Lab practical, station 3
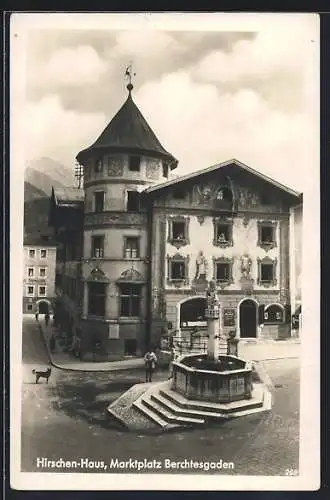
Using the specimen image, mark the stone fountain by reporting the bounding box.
[107,281,272,432]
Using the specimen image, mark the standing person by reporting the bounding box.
[35,311,39,322]
[45,313,50,327]
[144,349,157,382]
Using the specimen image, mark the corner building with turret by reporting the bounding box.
[76,84,177,359]
[49,82,302,361]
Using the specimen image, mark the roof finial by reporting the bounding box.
[125,62,136,93]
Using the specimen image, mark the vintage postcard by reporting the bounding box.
[10,12,320,491]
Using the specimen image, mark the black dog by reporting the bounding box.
[32,367,52,384]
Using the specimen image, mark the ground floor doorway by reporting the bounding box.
[239,299,257,338]
[38,300,50,315]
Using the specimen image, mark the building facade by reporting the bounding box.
[23,240,57,315]
[147,160,301,347]
[50,84,302,360]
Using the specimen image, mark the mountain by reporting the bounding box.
[24,157,76,243]
[24,181,47,202]
[25,157,75,197]
[26,157,75,188]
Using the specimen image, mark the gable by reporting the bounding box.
[148,160,301,214]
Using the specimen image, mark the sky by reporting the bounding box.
[19,14,319,191]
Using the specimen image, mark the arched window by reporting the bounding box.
[264,304,284,323]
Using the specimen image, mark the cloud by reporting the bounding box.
[136,72,311,190]
[22,22,317,192]
[32,45,108,89]
[24,95,106,166]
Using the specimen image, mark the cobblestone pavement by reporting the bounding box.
[21,317,300,476]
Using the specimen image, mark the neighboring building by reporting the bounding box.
[23,237,57,315]
[290,202,303,332]
[49,82,303,360]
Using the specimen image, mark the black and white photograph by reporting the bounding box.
[10,12,320,491]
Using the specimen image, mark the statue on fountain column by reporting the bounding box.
[206,279,219,312]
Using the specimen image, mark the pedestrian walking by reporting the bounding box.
[45,313,50,327]
[144,349,157,382]
[35,312,39,322]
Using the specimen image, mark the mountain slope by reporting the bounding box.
[24,181,47,202]
[26,157,75,187]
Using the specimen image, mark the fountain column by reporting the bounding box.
[205,280,221,361]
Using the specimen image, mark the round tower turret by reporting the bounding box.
[76,83,177,360]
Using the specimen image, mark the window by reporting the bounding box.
[29,249,35,258]
[172,221,185,240]
[88,282,106,317]
[167,253,189,285]
[91,235,104,258]
[128,156,141,172]
[40,249,47,259]
[261,264,273,281]
[172,261,185,279]
[94,191,105,212]
[120,285,141,317]
[213,186,233,209]
[124,237,140,258]
[173,188,185,200]
[26,285,34,296]
[126,191,140,212]
[39,286,46,296]
[94,158,103,173]
[213,257,234,288]
[257,221,277,250]
[264,304,284,323]
[39,268,46,278]
[162,162,169,179]
[27,304,33,312]
[257,257,277,286]
[216,263,230,281]
[261,226,274,244]
[28,267,34,277]
[213,218,233,247]
[167,216,190,249]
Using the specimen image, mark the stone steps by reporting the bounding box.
[160,386,264,415]
[150,392,231,421]
[133,398,170,429]
[141,393,205,426]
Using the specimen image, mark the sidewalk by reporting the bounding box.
[38,320,300,373]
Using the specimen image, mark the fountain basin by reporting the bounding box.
[171,354,252,404]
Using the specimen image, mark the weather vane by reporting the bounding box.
[125,62,136,92]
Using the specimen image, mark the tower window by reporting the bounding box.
[91,235,105,258]
[28,267,34,277]
[128,156,141,172]
[124,237,140,258]
[126,191,140,212]
[162,162,169,178]
[120,284,141,317]
[94,158,103,173]
[94,191,105,212]
[88,282,106,317]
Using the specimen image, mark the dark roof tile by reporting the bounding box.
[76,92,177,167]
